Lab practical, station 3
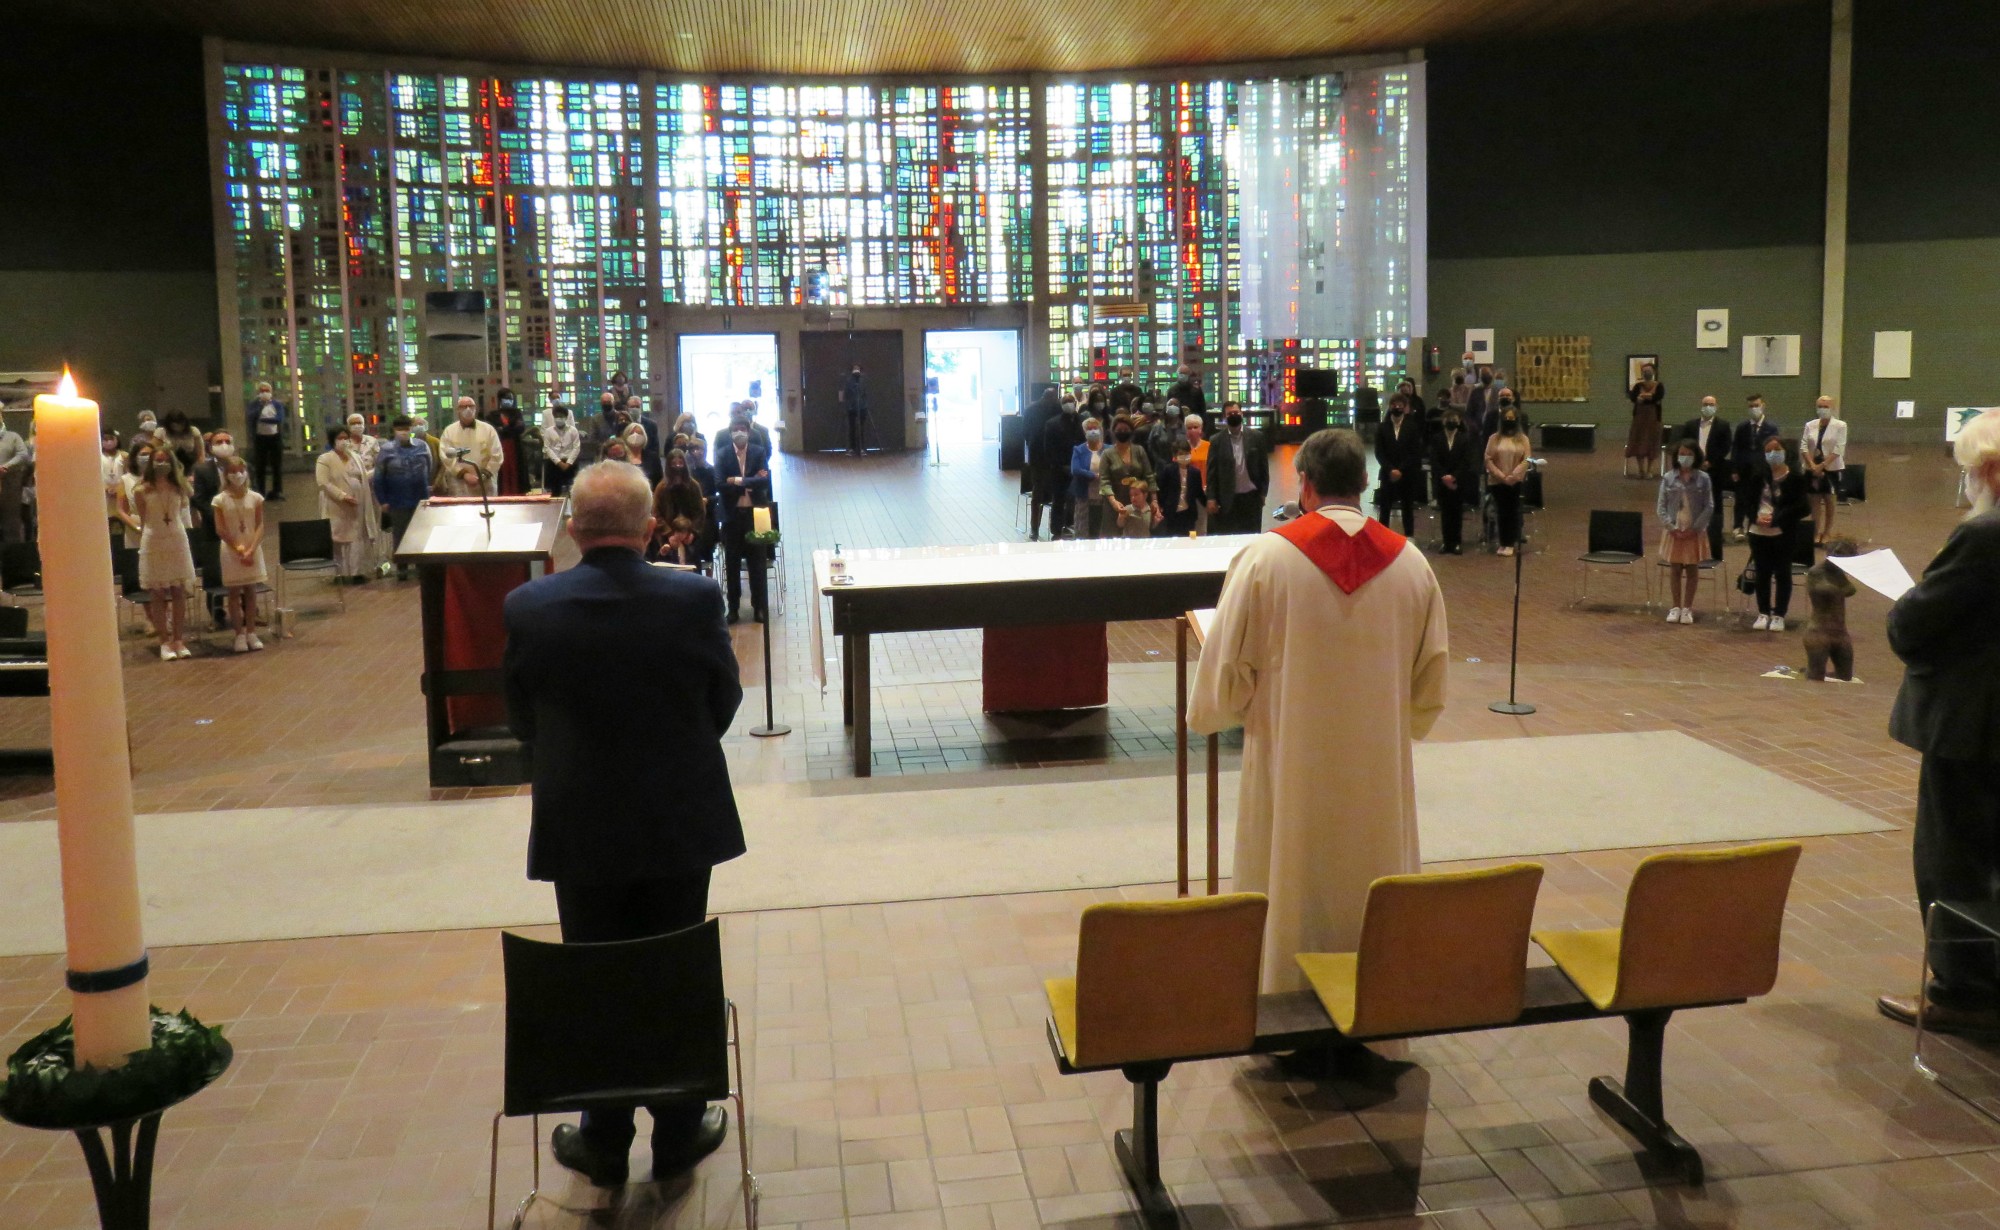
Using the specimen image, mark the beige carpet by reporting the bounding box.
[0,731,1887,955]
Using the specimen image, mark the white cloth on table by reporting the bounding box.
[211,490,268,587]
[135,486,196,591]
[1187,505,1450,992]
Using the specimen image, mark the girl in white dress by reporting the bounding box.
[211,457,268,653]
[134,451,197,660]
[316,430,373,581]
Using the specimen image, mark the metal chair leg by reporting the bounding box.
[729,1000,759,1229]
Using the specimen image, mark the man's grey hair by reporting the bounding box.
[1295,428,1368,500]
[568,461,654,539]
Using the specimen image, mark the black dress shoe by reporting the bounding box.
[753,609,768,624]
[727,608,741,624]
[551,1122,628,1188]
[653,1107,728,1178]
[1878,993,2000,1034]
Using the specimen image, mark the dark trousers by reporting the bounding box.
[1734,471,1759,530]
[1915,756,2000,1009]
[1705,477,1726,560]
[543,461,576,498]
[1217,494,1264,535]
[722,506,768,616]
[386,506,417,576]
[253,435,285,496]
[0,468,23,544]
[846,412,864,454]
[554,872,714,1155]
[1491,483,1523,547]
[1376,473,1419,537]
[1747,532,1793,616]
[1436,482,1465,551]
[1045,477,1074,537]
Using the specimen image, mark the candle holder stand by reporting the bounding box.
[1,1013,232,1230]
[743,529,789,738]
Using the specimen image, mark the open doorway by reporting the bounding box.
[923,329,1019,446]
[678,333,778,443]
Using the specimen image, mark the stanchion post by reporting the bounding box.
[750,541,790,738]
[1489,525,1537,716]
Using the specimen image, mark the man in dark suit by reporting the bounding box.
[1728,395,1780,538]
[1040,399,1085,539]
[714,420,773,621]
[1877,413,2000,1034]
[502,460,745,1186]
[1205,402,1270,534]
[1677,395,1732,560]
[1373,394,1428,537]
[1022,388,1060,540]
[1428,409,1480,555]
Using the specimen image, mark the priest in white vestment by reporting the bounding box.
[1189,428,1449,992]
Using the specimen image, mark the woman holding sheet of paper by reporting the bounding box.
[1876,408,2000,1035]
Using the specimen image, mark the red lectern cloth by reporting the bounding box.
[443,562,530,732]
[982,623,1109,713]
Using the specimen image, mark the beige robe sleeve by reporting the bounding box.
[1409,566,1449,740]
[1187,547,1266,735]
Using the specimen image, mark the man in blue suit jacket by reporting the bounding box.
[503,461,746,1186]
[712,420,773,621]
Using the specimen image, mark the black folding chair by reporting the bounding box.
[1836,463,1870,541]
[490,920,756,1230]
[111,545,150,635]
[1574,510,1646,608]
[0,542,42,609]
[196,536,276,643]
[277,518,343,614]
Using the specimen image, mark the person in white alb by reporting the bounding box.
[1801,395,1848,545]
[1188,428,1449,999]
[439,396,504,496]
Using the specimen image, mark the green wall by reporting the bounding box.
[0,271,220,430]
[1840,238,2000,445]
[1428,247,1826,437]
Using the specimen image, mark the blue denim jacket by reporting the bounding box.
[1657,466,1713,534]
[373,437,434,510]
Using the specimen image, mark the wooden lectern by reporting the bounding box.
[395,496,564,787]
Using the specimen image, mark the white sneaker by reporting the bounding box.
[1680,609,1696,625]
[1665,607,1683,624]
[159,644,177,661]
[1751,614,1770,631]
[1770,616,1786,633]
[233,633,249,654]
[175,645,193,660]
[247,634,265,651]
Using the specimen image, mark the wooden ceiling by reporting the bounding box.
[24,0,1803,76]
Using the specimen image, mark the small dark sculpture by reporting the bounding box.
[1803,537,1859,681]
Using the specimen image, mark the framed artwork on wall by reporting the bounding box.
[1513,335,1590,402]
[1626,354,1660,388]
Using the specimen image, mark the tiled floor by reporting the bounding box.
[1,434,1993,1228]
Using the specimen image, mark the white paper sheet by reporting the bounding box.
[1829,548,1917,601]
[488,523,544,552]
[424,525,481,553]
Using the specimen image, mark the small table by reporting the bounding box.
[1174,609,1223,896]
[1540,423,1597,451]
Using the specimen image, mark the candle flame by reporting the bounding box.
[57,369,78,399]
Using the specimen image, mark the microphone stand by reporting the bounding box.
[1489,463,1540,717]
[448,447,496,521]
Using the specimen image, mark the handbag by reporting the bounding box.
[1737,562,1758,595]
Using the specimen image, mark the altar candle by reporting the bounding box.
[35,372,150,1066]
[752,506,772,536]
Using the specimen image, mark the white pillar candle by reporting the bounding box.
[752,506,772,536]
[34,373,150,1066]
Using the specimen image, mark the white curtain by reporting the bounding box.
[1235,65,1426,342]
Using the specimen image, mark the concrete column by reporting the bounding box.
[1819,0,1853,401]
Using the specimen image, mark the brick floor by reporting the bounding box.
[0,436,1990,1227]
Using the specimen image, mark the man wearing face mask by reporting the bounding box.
[245,381,288,499]
[1802,395,1848,545]
[1729,395,1781,541]
[188,432,234,543]
[840,364,869,456]
[1677,397,1732,561]
[1373,393,1427,538]
[1040,398,1085,539]
[1463,367,1495,440]
[714,420,772,622]
[1205,402,1270,535]
[541,405,581,497]
[439,396,504,496]
[373,417,435,580]
[1876,409,2000,1035]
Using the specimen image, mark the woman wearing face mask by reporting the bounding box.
[1801,397,1847,545]
[1625,363,1665,480]
[1657,442,1715,625]
[316,429,375,583]
[624,424,660,486]
[1484,407,1531,556]
[134,450,197,660]
[210,457,268,652]
[1070,417,1108,539]
[1100,415,1157,539]
[160,410,205,473]
[1743,439,1810,632]
[342,415,384,573]
[653,447,710,568]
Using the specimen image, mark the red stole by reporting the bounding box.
[1272,510,1407,595]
